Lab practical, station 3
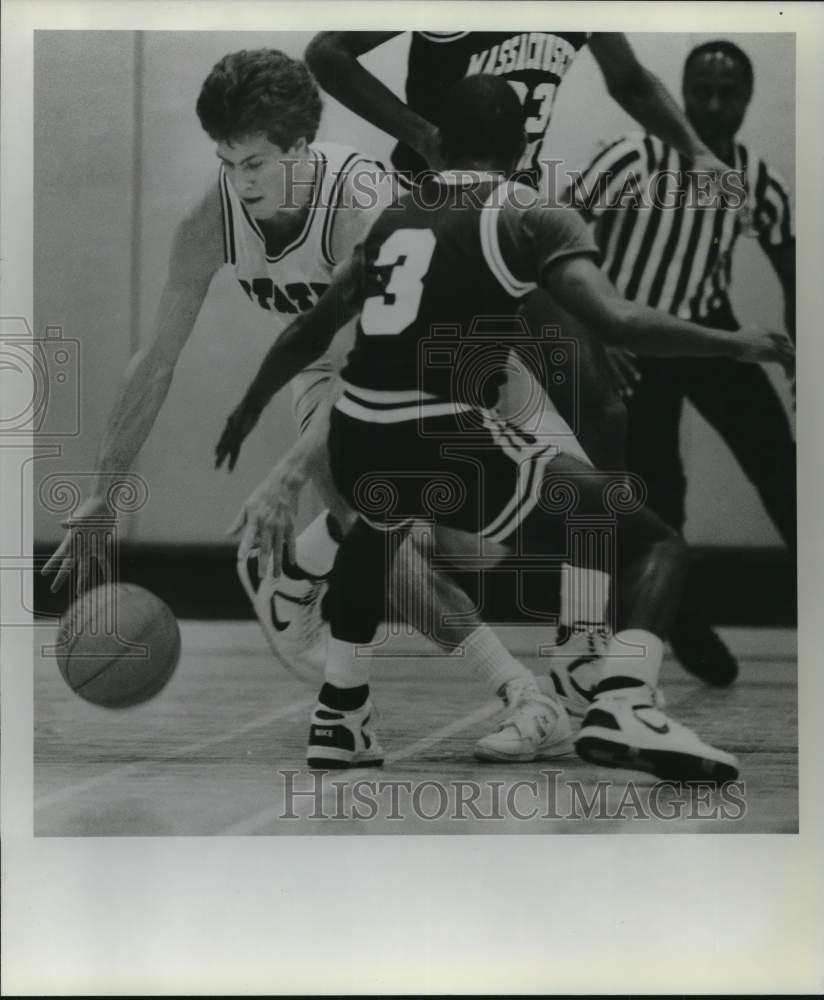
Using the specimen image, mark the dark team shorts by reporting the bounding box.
[329,402,561,546]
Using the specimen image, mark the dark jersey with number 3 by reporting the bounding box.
[339,174,598,417]
[394,30,589,185]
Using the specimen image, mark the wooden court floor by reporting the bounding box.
[33,623,798,836]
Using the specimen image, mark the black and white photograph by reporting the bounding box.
[2,1,823,994]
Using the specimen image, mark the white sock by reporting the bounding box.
[599,629,663,692]
[295,511,339,577]
[325,635,370,688]
[452,625,536,699]
[560,564,610,632]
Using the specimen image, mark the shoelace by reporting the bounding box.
[499,683,556,738]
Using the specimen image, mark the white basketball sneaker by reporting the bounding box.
[307,698,385,769]
[574,688,739,783]
[237,555,328,683]
[474,678,575,762]
[543,625,608,718]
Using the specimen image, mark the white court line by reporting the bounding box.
[34,696,315,811]
[384,701,500,764]
[220,700,502,835]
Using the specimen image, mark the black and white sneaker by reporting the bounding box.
[575,690,739,783]
[544,626,608,717]
[307,699,385,769]
[238,554,328,683]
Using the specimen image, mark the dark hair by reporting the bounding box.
[196,49,322,148]
[684,40,754,95]
[438,75,526,168]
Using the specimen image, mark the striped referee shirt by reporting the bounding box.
[568,131,794,321]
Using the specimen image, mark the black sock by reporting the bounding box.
[318,682,369,712]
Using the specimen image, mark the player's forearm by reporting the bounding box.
[93,348,175,496]
[241,314,325,418]
[242,264,359,415]
[306,33,436,159]
[92,277,207,497]
[608,301,744,358]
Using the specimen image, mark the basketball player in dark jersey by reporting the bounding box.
[305,30,735,685]
[306,31,727,189]
[227,75,792,779]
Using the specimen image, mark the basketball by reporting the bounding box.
[56,584,181,708]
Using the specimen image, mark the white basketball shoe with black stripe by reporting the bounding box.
[237,555,328,683]
[474,678,575,762]
[575,687,739,783]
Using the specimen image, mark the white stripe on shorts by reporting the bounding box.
[480,412,560,544]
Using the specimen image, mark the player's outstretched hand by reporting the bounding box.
[735,325,795,375]
[605,346,641,398]
[41,494,114,595]
[215,399,261,472]
[227,461,305,579]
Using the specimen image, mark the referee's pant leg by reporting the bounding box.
[683,357,797,550]
[624,358,690,532]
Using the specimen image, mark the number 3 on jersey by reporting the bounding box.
[361,229,437,336]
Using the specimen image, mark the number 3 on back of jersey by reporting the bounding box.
[361,229,437,336]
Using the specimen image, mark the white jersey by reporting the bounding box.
[219,141,387,330]
[219,142,392,432]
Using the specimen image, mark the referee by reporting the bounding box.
[569,40,796,685]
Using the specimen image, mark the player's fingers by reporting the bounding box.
[226,506,247,537]
[237,513,261,561]
[41,548,64,577]
[49,559,71,594]
[257,529,273,579]
[608,359,632,398]
[622,354,641,382]
[227,446,239,472]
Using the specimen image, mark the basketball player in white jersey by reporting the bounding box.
[43,50,375,675]
[39,50,409,668]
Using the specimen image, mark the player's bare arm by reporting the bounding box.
[305,32,441,167]
[588,33,726,174]
[219,373,345,577]
[42,184,225,593]
[218,261,360,571]
[228,388,340,577]
[545,253,794,369]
